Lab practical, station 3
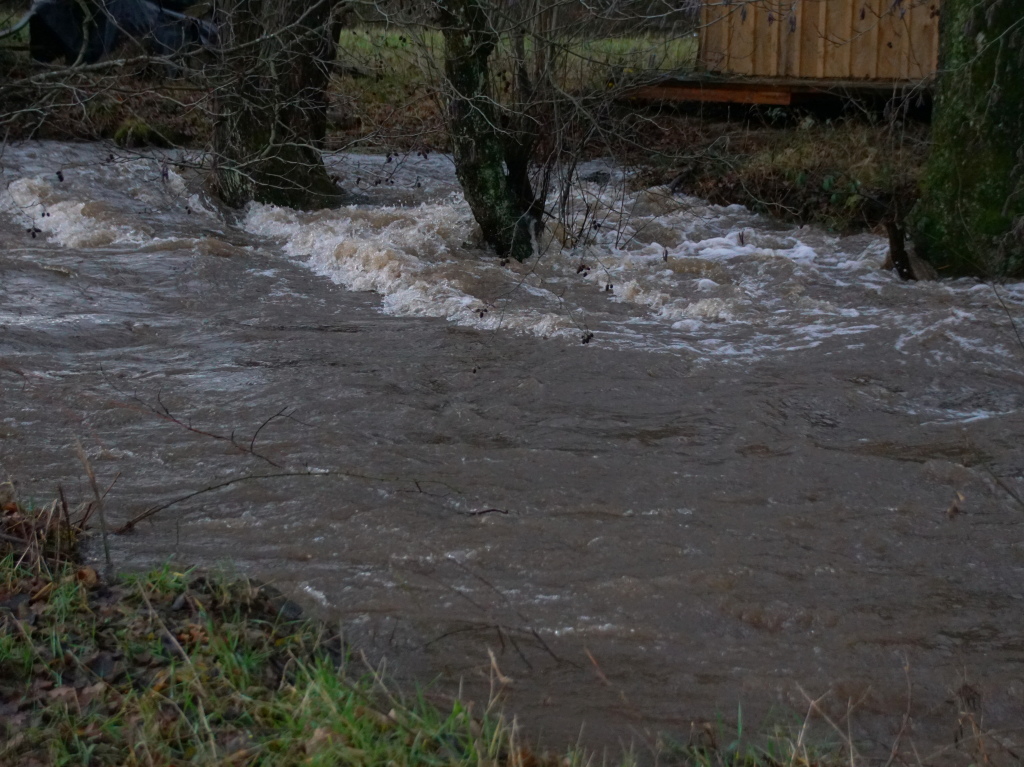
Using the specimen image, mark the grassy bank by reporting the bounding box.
[0,492,574,767]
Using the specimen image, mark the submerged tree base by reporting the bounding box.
[211,0,345,211]
[212,149,346,211]
[439,0,539,262]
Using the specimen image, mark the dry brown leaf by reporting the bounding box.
[304,726,335,754]
[46,685,77,703]
[77,681,107,707]
[75,567,99,588]
[149,668,171,693]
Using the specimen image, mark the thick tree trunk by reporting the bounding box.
[908,0,1024,278]
[439,0,537,262]
[212,0,343,210]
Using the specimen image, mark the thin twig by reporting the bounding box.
[989,283,1024,355]
[113,467,439,533]
[75,440,114,579]
[981,467,1024,511]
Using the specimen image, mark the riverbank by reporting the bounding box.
[0,490,577,766]
[1,486,1012,767]
[2,489,880,767]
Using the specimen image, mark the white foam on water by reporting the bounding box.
[0,176,154,248]
[243,200,576,339]
[238,160,1024,369]
[0,148,222,249]
[2,143,1021,374]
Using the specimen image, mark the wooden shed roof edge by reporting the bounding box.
[626,73,935,106]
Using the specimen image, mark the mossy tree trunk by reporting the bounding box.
[212,0,343,210]
[438,0,540,262]
[909,0,1024,278]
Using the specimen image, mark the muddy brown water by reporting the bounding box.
[1,142,1023,760]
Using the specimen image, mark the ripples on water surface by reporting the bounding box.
[2,142,1024,757]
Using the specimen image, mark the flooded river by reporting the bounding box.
[2,142,1023,759]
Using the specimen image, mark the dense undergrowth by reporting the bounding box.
[0,20,926,235]
[636,111,928,234]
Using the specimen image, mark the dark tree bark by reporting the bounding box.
[884,219,916,281]
[212,0,343,210]
[438,0,539,262]
[909,0,1024,278]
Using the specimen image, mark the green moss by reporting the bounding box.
[909,0,1024,277]
[440,0,537,261]
[113,118,171,148]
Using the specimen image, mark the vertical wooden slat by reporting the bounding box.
[912,3,923,80]
[731,1,754,75]
[929,2,939,75]
[856,0,881,79]
[850,0,882,79]
[825,0,847,77]
[695,0,939,83]
[747,1,759,76]
[892,0,902,80]
[791,0,803,77]
[876,0,892,79]
[725,1,735,73]
[698,0,726,73]
[869,0,881,78]
[797,0,817,78]
[902,6,913,80]
[751,0,763,75]
[872,0,905,80]
[769,0,781,76]
[784,0,794,75]
[741,2,751,74]
[816,0,828,77]
[843,0,851,76]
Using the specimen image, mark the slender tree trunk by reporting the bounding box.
[212,0,343,210]
[909,0,1024,278]
[439,0,537,262]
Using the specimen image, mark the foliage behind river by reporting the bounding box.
[0,20,925,237]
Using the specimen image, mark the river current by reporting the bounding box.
[2,141,1023,759]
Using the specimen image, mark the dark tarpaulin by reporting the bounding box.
[25,0,216,64]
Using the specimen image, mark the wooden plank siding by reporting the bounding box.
[698,0,940,83]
